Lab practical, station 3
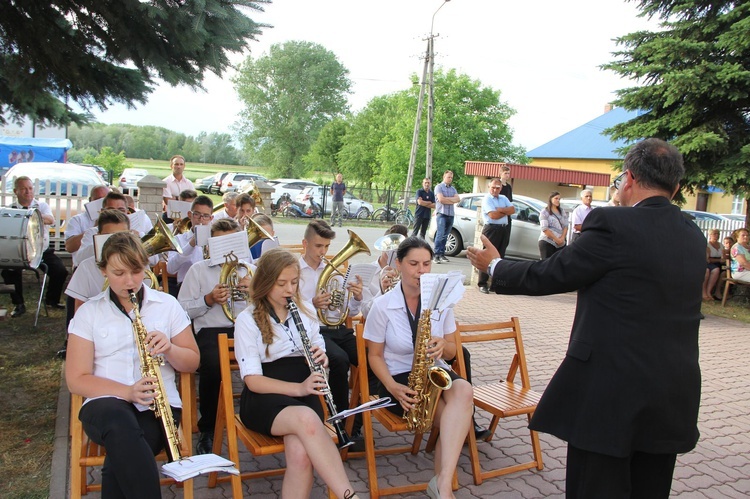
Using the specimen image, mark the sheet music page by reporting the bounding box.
[167,200,193,220]
[161,453,239,482]
[93,233,114,262]
[327,397,397,422]
[195,224,210,248]
[208,231,250,266]
[128,211,146,235]
[420,272,465,311]
[84,198,104,221]
[348,263,378,288]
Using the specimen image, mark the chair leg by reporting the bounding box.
[722,280,731,307]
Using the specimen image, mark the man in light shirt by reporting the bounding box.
[571,190,594,243]
[162,155,194,210]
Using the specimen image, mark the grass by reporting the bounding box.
[1,279,66,499]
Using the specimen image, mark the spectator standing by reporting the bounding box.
[412,178,435,239]
[1,176,69,317]
[330,173,346,227]
[467,138,705,499]
[538,191,568,259]
[571,189,594,243]
[499,165,513,201]
[477,178,514,294]
[433,170,460,264]
[162,155,194,210]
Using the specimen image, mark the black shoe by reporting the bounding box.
[478,286,490,294]
[349,430,365,452]
[47,302,66,310]
[196,431,214,455]
[474,423,491,441]
[10,303,26,318]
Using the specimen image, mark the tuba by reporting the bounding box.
[404,310,453,433]
[317,230,371,326]
[246,215,273,250]
[219,251,253,322]
[374,233,405,293]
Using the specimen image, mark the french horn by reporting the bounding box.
[317,230,371,326]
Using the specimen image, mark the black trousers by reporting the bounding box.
[566,444,677,499]
[196,326,234,433]
[79,397,181,499]
[1,248,68,305]
[477,224,510,287]
[320,325,358,417]
[539,240,565,260]
[411,217,430,239]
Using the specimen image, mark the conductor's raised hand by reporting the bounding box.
[466,234,499,272]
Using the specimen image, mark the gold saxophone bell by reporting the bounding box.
[219,251,253,322]
[374,234,405,292]
[317,230,371,326]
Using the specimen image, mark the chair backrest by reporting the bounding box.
[457,317,531,389]
[152,260,171,293]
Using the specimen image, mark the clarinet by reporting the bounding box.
[286,297,353,449]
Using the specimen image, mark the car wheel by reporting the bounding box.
[445,229,462,256]
[356,208,371,220]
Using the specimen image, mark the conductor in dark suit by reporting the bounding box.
[467,138,705,498]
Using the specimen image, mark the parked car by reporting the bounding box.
[268,178,319,204]
[235,175,270,194]
[720,214,747,223]
[560,197,609,212]
[220,172,269,194]
[296,186,374,218]
[119,168,149,194]
[80,163,110,183]
[195,175,215,193]
[681,210,730,222]
[2,162,108,241]
[207,171,230,194]
[427,193,546,259]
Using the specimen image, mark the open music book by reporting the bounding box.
[161,453,239,482]
[326,397,396,423]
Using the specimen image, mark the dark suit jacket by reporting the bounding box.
[491,196,705,458]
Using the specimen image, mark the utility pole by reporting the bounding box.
[402,0,451,210]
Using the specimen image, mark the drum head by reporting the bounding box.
[0,208,44,269]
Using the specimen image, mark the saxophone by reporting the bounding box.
[404,309,453,433]
[286,297,353,449]
[129,290,183,462]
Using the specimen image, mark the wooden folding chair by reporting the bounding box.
[352,323,457,498]
[721,259,750,306]
[455,318,544,485]
[69,372,195,498]
[151,260,172,294]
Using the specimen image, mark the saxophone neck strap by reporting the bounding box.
[109,287,143,322]
[400,286,421,345]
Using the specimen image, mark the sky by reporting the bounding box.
[89,0,659,152]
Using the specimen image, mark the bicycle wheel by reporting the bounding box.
[356,207,371,220]
[371,208,388,222]
[395,210,413,228]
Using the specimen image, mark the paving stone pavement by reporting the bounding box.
[52,288,750,498]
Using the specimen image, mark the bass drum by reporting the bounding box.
[0,208,45,269]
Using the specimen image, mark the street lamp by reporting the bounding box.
[403,0,451,210]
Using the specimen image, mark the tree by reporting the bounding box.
[234,41,352,178]
[303,118,350,176]
[603,0,750,210]
[83,147,131,178]
[0,0,269,127]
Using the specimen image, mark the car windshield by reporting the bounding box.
[4,165,104,196]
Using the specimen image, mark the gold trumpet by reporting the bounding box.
[317,230,371,326]
[374,233,405,293]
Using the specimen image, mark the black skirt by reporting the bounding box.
[239,356,324,436]
[378,369,463,417]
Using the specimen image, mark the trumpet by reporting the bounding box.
[374,233,405,293]
[317,230,370,326]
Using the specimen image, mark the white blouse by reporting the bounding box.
[234,302,325,378]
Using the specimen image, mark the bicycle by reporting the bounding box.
[370,206,414,228]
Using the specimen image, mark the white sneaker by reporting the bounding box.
[433,257,442,264]
[440,256,450,263]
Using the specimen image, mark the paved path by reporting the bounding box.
[52,288,750,498]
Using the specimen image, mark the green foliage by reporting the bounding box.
[234,41,352,178]
[303,118,350,175]
[603,0,750,201]
[0,0,269,127]
[335,68,526,194]
[83,147,131,178]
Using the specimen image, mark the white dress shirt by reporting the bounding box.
[298,255,362,321]
[167,231,204,283]
[363,282,454,376]
[65,256,104,302]
[68,285,191,411]
[234,303,325,378]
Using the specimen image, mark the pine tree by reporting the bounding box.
[603,0,750,207]
[0,0,269,126]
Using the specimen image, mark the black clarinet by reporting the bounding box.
[286,297,353,449]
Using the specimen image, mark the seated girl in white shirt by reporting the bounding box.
[234,248,360,499]
[65,232,199,499]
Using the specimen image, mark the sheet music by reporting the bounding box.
[420,271,465,312]
[128,211,147,235]
[84,198,104,221]
[326,397,397,422]
[161,453,239,482]
[195,224,210,248]
[208,231,250,266]
[93,233,114,262]
[348,263,378,288]
[167,200,193,220]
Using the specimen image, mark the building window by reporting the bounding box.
[732,195,744,214]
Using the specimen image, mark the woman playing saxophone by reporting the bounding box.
[363,237,472,499]
[66,232,200,499]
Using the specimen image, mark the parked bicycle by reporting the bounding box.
[370,206,415,228]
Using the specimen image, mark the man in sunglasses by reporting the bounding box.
[468,138,704,499]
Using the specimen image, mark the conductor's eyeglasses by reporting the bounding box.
[612,171,628,190]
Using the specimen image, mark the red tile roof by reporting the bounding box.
[464,161,612,187]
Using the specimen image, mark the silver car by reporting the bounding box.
[296,186,374,218]
[428,193,545,260]
[119,168,149,195]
